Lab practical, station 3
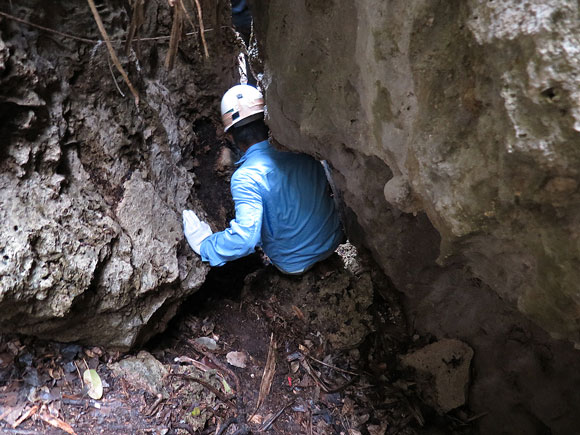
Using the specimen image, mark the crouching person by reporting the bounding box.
[183,84,343,275]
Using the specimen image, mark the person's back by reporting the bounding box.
[235,140,343,273]
[184,84,343,274]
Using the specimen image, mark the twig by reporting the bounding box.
[301,360,359,393]
[306,354,359,376]
[168,373,235,408]
[186,339,241,394]
[87,0,140,104]
[38,412,77,435]
[12,406,38,429]
[260,399,295,431]
[73,361,83,386]
[256,333,277,410]
[192,0,209,58]
[144,394,164,416]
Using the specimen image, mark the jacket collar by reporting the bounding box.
[235,140,271,165]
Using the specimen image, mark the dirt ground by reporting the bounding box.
[0,246,478,434]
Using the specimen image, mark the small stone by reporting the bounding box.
[108,351,169,397]
[400,339,473,413]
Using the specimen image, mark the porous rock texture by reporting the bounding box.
[0,0,236,349]
[252,0,580,432]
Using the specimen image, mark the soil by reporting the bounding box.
[0,246,479,434]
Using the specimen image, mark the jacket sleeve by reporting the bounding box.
[199,170,263,266]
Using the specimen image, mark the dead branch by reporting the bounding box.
[87,0,140,104]
[256,333,277,411]
[38,411,77,435]
[11,406,38,429]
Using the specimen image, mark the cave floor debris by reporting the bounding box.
[0,247,476,434]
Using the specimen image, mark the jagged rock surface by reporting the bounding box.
[252,0,580,432]
[0,0,236,349]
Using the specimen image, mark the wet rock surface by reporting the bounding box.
[0,0,237,349]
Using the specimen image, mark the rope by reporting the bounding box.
[0,10,229,45]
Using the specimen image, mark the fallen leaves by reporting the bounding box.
[225,351,247,369]
[38,410,77,435]
[83,369,103,400]
[12,405,38,428]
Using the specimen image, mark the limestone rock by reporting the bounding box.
[401,339,473,413]
[252,0,580,432]
[0,0,236,349]
[254,0,580,342]
[109,351,169,397]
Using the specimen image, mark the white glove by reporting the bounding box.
[183,210,213,255]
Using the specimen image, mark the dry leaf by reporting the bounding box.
[12,405,38,429]
[83,369,103,400]
[39,412,77,435]
[226,351,247,368]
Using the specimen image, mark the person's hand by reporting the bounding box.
[183,210,213,255]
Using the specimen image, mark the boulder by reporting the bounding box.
[251,0,580,432]
[0,0,236,349]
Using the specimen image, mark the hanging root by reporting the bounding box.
[165,0,183,70]
[192,0,209,58]
[125,0,145,56]
[87,0,140,104]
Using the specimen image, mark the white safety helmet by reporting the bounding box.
[220,84,265,132]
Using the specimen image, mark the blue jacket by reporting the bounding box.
[200,140,343,273]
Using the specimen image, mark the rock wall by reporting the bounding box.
[0,0,236,349]
[252,0,580,432]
